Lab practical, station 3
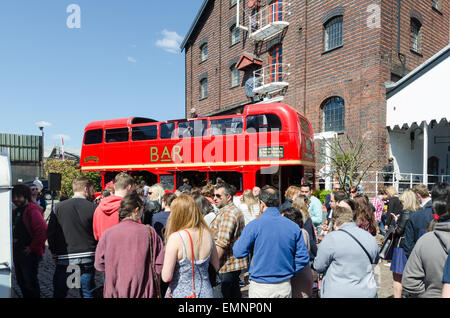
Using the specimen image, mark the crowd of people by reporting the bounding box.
[10,172,450,298]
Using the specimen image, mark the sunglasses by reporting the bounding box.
[214,194,223,198]
[30,188,38,192]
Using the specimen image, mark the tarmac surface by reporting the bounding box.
[12,200,394,298]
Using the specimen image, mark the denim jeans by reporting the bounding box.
[213,270,242,298]
[13,252,42,298]
[53,257,96,298]
[377,221,386,236]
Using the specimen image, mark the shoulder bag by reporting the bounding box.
[338,229,376,264]
[167,230,197,298]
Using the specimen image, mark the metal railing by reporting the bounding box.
[317,170,450,198]
[249,2,291,37]
[253,63,290,94]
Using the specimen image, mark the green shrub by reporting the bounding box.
[312,189,332,205]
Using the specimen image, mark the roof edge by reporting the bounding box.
[180,0,211,51]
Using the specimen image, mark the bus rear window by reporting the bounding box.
[246,114,282,133]
[132,125,158,141]
[105,128,129,143]
[161,123,175,139]
[299,116,311,135]
[84,129,103,145]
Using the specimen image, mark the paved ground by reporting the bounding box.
[12,201,394,298]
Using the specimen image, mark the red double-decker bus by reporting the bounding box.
[80,103,315,196]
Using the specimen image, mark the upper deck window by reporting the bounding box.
[84,129,103,145]
[161,123,176,139]
[210,117,243,135]
[246,114,282,133]
[105,128,129,143]
[298,116,312,135]
[178,120,207,138]
[132,125,158,141]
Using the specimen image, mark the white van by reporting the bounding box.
[0,152,13,298]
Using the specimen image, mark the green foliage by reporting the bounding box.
[312,190,332,205]
[44,159,101,197]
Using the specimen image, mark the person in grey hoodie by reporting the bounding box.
[402,183,450,298]
[313,205,379,298]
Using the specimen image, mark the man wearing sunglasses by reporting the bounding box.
[210,182,247,298]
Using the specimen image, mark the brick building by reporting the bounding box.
[180,0,449,188]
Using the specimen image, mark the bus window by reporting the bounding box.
[299,116,311,135]
[160,174,175,191]
[161,123,175,139]
[105,128,129,143]
[178,120,207,138]
[132,125,158,141]
[246,114,282,133]
[84,129,103,145]
[176,171,207,189]
[209,172,243,192]
[210,117,243,135]
[130,170,157,186]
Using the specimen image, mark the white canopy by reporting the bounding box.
[386,45,450,129]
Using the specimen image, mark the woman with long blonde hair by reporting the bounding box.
[161,195,219,298]
[390,189,420,298]
[292,195,317,259]
[237,189,260,225]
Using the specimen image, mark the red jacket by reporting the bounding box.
[93,195,122,241]
[21,202,47,255]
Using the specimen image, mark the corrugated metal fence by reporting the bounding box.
[0,134,41,163]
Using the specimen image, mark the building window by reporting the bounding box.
[270,44,283,82]
[230,64,240,87]
[432,0,441,11]
[200,78,208,99]
[230,24,240,46]
[230,0,237,7]
[410,18,422,54]
[324,16,343,51]
[200,43,208,62]
[322,97,345,133]
[269,0,283,23]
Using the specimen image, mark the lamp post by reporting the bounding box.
[39,126,44,178]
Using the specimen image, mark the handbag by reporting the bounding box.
[379,231,394,260]
[167,230,197,298]
[147,225,162,298]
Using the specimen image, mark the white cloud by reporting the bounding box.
[35,121,52,128]
[52,134,72,142]
[156,29,182,54]
[127,56,137,63]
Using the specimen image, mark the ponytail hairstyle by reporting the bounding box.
[427,182,450,232]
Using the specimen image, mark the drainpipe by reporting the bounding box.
[397,0,406,76]
[237,0,249,31]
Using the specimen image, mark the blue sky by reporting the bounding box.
[0,0,204,151]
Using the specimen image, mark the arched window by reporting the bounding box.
[324,16,343,51]
[322,97,345,132]
[410,18,422,54]
[230,64,240,88]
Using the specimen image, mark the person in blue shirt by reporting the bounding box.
[233,185,310,298]
[300,183,324,227]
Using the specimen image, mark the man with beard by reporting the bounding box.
[12,184,47,298]
[47,177,98,298]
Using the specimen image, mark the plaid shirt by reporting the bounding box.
[371,196,384,222]
[210,202,248,274]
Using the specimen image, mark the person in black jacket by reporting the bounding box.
[384,186,403,233]
[47,177,98,298]
[389,189,420,298]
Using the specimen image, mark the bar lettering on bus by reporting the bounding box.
[150,146,183,163]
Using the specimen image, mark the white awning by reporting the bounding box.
[386,45,450,129]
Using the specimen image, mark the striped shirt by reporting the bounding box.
[210,202,248,274]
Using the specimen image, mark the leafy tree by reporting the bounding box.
[44,159,101,197]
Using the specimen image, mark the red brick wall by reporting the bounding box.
[184,0,449,170]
